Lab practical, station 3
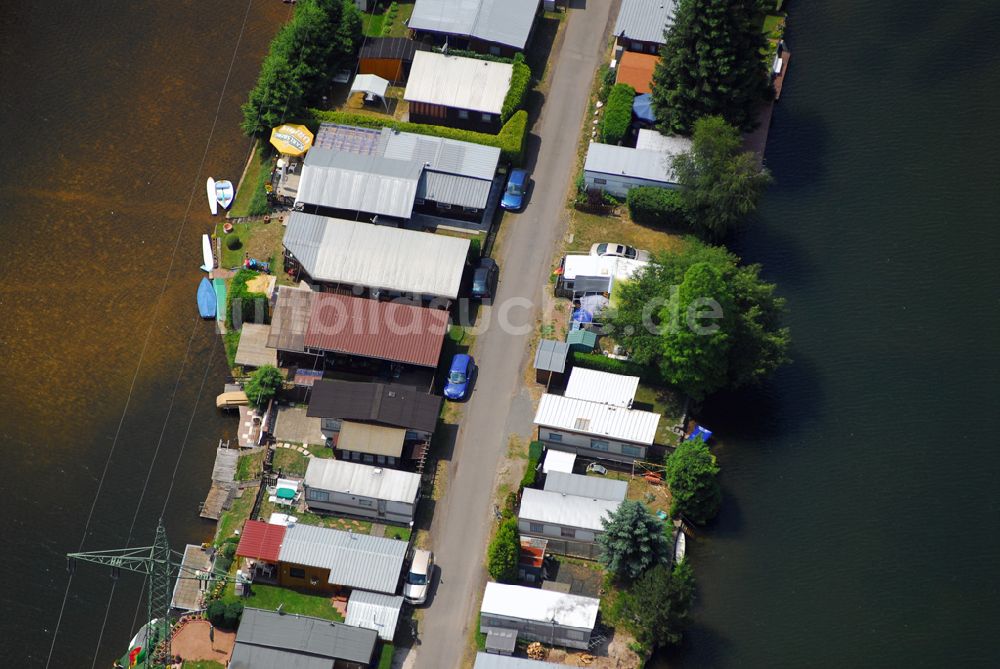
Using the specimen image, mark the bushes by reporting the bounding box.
[627,186,687,228]
[227,269,268,329]
[599,83,635,145]
[310,109,529,165]
[245,365,284,409]
[487,518,520,582]
[501,54,532,124]
[381,2,398,35]
[377,643,395,669]
[225,234,243,251]
[206,600,244,630]
[571,351,664,384]
[520,441,543,489]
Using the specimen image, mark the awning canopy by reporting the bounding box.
[350,73,390,100]
[338,421,407,458]
[270,123,314,156]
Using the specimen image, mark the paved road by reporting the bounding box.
[414,3,615,667]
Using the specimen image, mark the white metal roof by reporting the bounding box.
[561,254,648,282]
[382,129,500,180]
[584,142,686,185]
[480,582,600,630]
[534,394,660,445]
[278,523,407,594]
[345,590,404,641]
[283,213,470,299]
[542,449,576,474]
[614,0,677,45]
[304,458,421,504]
[519,487,620,531]
[408,0,541,50]
[543,472,628,502]
[405,52,512,114]
[564,367,639,408]
[474,652,566,669]
[297,149,422,219]
[635,128,693,154]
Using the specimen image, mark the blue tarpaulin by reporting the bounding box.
[571,308,594,324]
[687,425,713,442]
[633,94,655,122]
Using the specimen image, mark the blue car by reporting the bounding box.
[500,168,529,211]
[444,353,474,400]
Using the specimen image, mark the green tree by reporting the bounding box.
[597,500,672,582]
[608,238,789,396]
[245,365,284,409]
[666,438,722,523]
[487,518,520,582]
[651,0,771,134]
[672,116,772,239]
[622,559,695,650]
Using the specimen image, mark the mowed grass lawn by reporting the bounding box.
[567,210,686,259]
[226,583,344,622]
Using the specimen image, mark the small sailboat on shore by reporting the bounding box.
[197,277,217,319]
[215,179,235,211]
[201,234,214,272]
[206,177,219,215]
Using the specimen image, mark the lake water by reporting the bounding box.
[663,1,1000,667]
[0,1,283,665]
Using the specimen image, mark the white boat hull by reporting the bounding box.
[201,234,213,272]
[207,177,218,215]
[215,179,235,210]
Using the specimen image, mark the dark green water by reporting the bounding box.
[0,1,283,666]
[666,1,1000,667]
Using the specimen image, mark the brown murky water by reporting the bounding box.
[0,1,284,665]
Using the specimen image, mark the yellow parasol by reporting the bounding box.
[269,124,314,156]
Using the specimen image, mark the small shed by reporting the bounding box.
[234,323,277,369]
[345,590,404,641]
[485,628,518,655]
[479,582,600,650]
[542,449,576,475]
[359,37,430,83]
[533,339,570,386]
[566,328,598,354]
[350,73,391,112]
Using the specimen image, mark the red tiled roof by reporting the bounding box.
[235,520,286,563]
[304,293,450,368]
[616,51,658,95]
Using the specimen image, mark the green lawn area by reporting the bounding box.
[230,145,272,218]
[217,218,285,271]
[377,643,395,669]
[225,582,344,622]
[362,12,385,36]
[567,210,686,258]
[182,662,225,669]
[236,450,265,481]
[763,14,785,39]
[385,3,413,38]
[632,384,684,446]
[215,487,255,545]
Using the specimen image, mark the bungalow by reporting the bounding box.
[408,0,542,56]
[358,37,431,84]
[307,379,442,466]
[582,136,692,199]
[230,607,378,669]
[554,253,649,299]
[613,0,677,54]
[235,519,407,595]
[518,473,626,559]
[282,212,469,302]
[533,393,660,464]
[479,582,601,650]
[304,458,422,526]
[404,52,512,132]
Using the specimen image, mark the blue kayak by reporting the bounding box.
[197,277,217,319]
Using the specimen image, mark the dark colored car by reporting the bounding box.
[500,168,529,211]
[471,257,499,299]
[444,354,474,400]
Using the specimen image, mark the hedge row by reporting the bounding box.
[627,186,687,228]
[599,83,636,145]
[501,53,532,124]
[309,109,529,165]
[433,47,514,64]
[520,440,543,489]
[227,268,269,329]
[571,351,664,384]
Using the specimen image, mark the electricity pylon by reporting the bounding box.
[67,519,232,669]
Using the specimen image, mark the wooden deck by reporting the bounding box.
[200,447,239,520]
[171,544,213,611]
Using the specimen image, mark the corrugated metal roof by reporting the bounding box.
[297,149,421,218]
[306,379,442,433]
[283,213,469,299]
[345,591,404,641]
[474,652,565,669]
[338,421,407,457]
[480,582,600,629]
[533,393,660,445]
[533,339,569,373]
[234,608,377,665]
[359,37,431,62]
[383,126,501,180]
[236,520,287,563]
[304,457,421,503]
[543,472,628,502]
[613,0,677,45]
[304,293,449,367]
[561,254,648,282]
[564,367,639,408]
[266,286,315,352]
[583,142,686,184]
[408,0,540,49]
[418,170,493,209]
[405,52,512,114]
[278,523,407,594]
[635,128,693,154]
[542,449,576,474]
[519,487,620,531]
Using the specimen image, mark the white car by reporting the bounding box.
[589,242,650,262]
[403,549,434,605]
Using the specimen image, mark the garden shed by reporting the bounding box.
[479,582,600,650]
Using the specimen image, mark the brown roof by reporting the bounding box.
[304,293,449,367]
[616,51,658,95]
[307,379,442,433]
[236,520,286,563]
[359,37,430,62]
[267,287,315,352]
